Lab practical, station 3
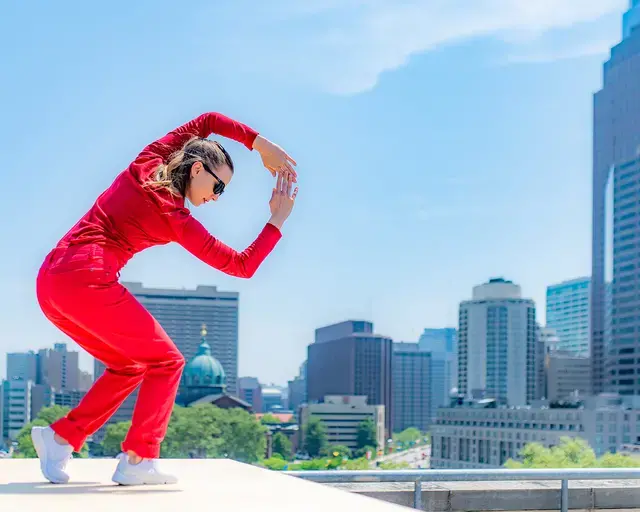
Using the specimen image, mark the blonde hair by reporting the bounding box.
[146,137,234,197]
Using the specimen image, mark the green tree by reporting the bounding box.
[504,438,640,469]
[354,445,377,460]
[161,405,266,462]
[394,427,421,448]
[14,405,88,458]
[556,438,598,468]
[304,418,328,457]
[379,460,410,470]
[161,405,223,458]
[321,444,352,459]
[356,418,377,450]
[326,457,343,469]
[261,457,288,471]
[599,452,640,468]
[218,407,267,462]
[343,458,370,470]
[300,458,330,470]
[101,421,131,457]
[272,432,293,460]
[505,443,555,469]
[260,414,282,425]
[37,405,71,425]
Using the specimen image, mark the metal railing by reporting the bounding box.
[283,468,640,511]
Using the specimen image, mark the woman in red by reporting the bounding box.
[32,112,298,485]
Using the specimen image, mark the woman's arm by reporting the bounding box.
[172,213,282,278]
[139,112,259,163]
[170,174,297,278]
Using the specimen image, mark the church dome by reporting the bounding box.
[182,326,226,388]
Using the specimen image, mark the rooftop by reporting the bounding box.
[470,277,524,301]
[255,412,295,423]
[4,460,640,511]
[0,459,409,511]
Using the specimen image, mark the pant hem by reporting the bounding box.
[51,418,86,453]
[121,439,160,459]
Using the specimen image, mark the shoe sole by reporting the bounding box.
[31,428,69,485]
[112,470,177,486]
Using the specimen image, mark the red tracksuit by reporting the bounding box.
[36,112,282,459]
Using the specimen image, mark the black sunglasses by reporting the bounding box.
[201,162,226,196]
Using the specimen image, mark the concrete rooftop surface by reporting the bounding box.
[0,458,412,512]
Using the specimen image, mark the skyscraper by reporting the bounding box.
[78,370,93,392]
[458,278,538,406]
[1,379,33,441]
[37,343,80,391]
[8,345,82,392]
[123,282,239,394]
[3,344,85,437]
[7,352,38,382]
[591,2,640,395]
[287,375,306,414]
[539,327,561,353]
[623,0,640,39]
[546,277,590,357]
[545,351,591,402]
[238,377,263,413]
[393,343,431,432]
[314,320,373,344]
[307,320,394,437]
[419,328,458,354]
[419,328,458,408]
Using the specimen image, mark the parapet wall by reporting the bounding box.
[329,479,640,510]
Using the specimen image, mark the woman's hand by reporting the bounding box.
[268,173,298,230]
[253,135,297,182]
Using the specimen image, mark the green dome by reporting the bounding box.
[182,340,226,388]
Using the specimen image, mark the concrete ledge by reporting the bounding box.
[0,459,412,511]
[328,480,640,511]
[5,460,640,511]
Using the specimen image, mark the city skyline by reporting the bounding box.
[432,2,640,469]
[1,1,631,385]
[0,279,583,387]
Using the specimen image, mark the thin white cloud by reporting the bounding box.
[214,0,627,94]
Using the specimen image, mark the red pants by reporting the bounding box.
[36,244,185,459]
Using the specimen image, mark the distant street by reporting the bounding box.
[374,444,431,469]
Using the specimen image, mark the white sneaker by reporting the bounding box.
[112,453,178,486]
[31,426,73,484]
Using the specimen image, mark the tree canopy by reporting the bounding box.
[303,417,328,457]
[356,418,378,450]
[505,437,640,469]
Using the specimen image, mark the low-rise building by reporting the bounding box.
[300,395,385,452]
[431,394,640,468]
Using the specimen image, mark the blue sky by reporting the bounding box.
[0,0,630,385]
